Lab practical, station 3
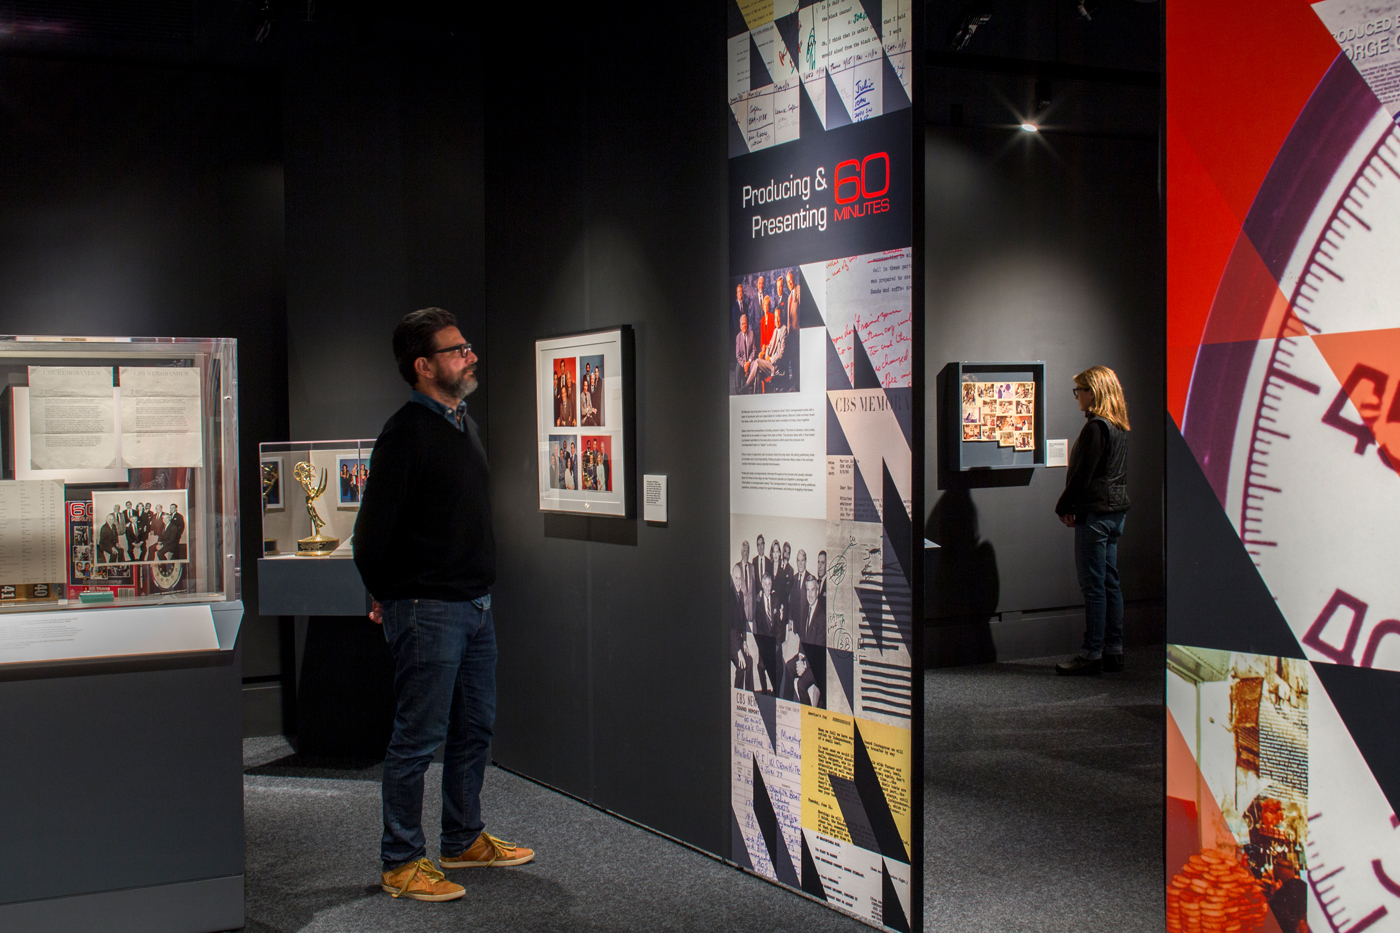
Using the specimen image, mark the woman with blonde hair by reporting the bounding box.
[1055,365,1131,675]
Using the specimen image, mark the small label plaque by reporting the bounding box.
[643,474,667,523]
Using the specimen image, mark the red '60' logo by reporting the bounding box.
[834,152,891,204]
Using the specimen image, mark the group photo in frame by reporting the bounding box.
[535,327,633,518]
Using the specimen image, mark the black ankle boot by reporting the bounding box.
[1101,653,1124,672]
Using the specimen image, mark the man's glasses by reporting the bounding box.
[431,342,473,359]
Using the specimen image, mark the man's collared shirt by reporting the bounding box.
[410,389,468,432]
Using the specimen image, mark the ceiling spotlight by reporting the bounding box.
[1021,123,1038,132]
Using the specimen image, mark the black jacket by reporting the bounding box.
[353,401,496,601]
[1055,415,1130,518]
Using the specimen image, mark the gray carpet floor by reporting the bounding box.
[237,645,1164,932]
[923,645,1164,932]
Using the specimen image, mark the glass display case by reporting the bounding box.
[0,335,239,615]
[258,438,374,559]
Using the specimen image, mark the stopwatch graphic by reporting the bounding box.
[1185,60,1400,674]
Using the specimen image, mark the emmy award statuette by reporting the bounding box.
[293,461,340,556]
[261,461,279,555]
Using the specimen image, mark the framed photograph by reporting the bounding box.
[89,488,190,566]
[260,455,284,512]
[336,455,370,509]
[536,327,634,517]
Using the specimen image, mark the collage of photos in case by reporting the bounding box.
[548,352,611,493]
[961,380,1036,450]
[729,519,828,708]
[730,266,801,395]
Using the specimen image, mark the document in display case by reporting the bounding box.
[0,335,240,665]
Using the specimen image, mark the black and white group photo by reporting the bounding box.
[730,267,802,395]
[91,489,189,565]
[730,521,827,707]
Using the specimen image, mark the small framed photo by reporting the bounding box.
[536,326,634,517]
[260,456,284,512]
[336,455,370,509]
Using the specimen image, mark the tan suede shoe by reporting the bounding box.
[381,857,466,901]
[440,831,535,868]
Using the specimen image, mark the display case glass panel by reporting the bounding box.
[0,335,239,613]
[258,439,374,559]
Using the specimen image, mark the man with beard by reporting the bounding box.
[354,307,533,904]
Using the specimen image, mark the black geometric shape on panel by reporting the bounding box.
[750,35,774,92]
[1165,423,1303,658]
[853,725,909,864]
[882,862,911,933]
[882,462,913,590]
[828,774,879,853]
[800,832,828,901]
[828,335,853,392]
[857,587,889,653]
[851,330,882,390]
[828,398,854,456]
[731,807,754,870]
[886,387,912,451]
[775,12,801,74]
[881,529,914,652]
[826,71,852,129]
[801,75,826,137]
[798,268,825,329]
[864,0,882,40]
[852,462,880,524]
[728,106,750,158]
[728,0,750,39]
[882,51,911,113]
[752,757,800,887]
[829,648,854,710]
[755,690,778,752]
[1311,663,1400,823]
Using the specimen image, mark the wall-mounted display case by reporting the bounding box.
[258,438,374,559]
[947,361,1047,471]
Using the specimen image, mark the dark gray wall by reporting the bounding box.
[485,3,730,856]
[922,73,1164,639]
[0,54,288,688]
[282,22,486,441]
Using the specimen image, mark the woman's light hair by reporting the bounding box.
[1073,366,1130,431]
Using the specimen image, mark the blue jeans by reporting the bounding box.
[380,595,496,870]
[1074,512,1126,658]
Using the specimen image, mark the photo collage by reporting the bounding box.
[961,380,1035,450]
[548,354,611,493]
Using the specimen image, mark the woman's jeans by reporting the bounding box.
[1074,512,1126,658]
[379,595,496,870]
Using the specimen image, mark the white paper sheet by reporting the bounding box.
[0,604,218,665]
[27,366,118,470]
[0,480,66,584]
[118,367,204,468]
[9,387,129,483]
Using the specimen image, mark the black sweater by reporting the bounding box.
[353,401,496,601]
[1055,415,1130,519]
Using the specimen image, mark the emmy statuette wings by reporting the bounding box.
[293,461,339,556]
